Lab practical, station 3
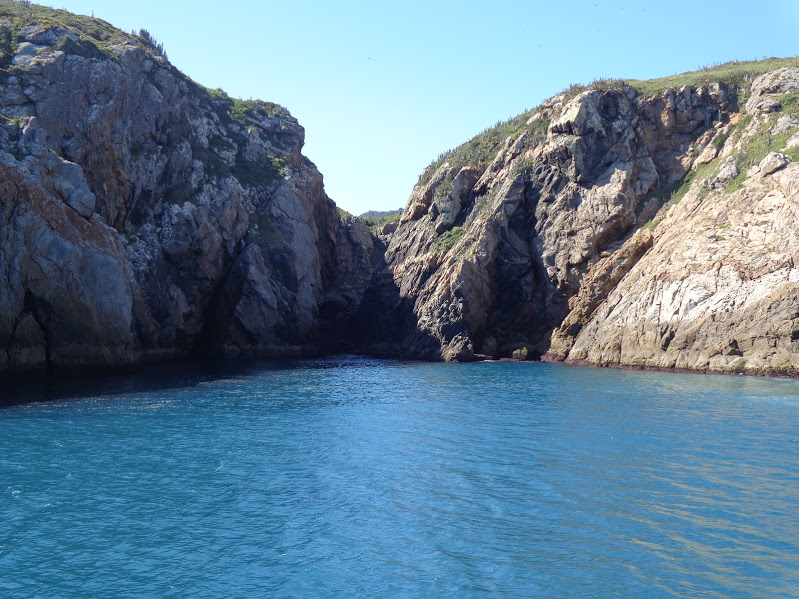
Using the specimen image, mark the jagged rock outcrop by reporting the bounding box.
[562,69,799,376]
[361,79,732,359]
[0,7,377,372]
[360,62,799,376]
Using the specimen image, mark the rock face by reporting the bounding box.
[562,69,799,376]
[0,9,378,372]
[3,5,799,379]
[360,65,799,376]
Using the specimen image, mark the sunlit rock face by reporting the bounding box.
[360,66,799,375]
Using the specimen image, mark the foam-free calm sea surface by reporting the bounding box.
[1,358,798,598]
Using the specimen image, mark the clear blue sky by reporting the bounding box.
[38,1,799,214]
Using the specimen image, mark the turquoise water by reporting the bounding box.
[2,358,799,598]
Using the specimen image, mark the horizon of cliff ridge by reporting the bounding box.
[0,0,797,213]
[417,56,799,184]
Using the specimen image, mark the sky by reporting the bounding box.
[32,1,799,214]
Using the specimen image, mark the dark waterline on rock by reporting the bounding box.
[0,357,317,408]
[2,358,799,598]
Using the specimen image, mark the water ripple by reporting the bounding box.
[1,359,798,597]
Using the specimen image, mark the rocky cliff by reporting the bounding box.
[2,2,798,379]
[361,59,799,376]
[0,3,379,373]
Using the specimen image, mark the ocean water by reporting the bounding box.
[1,357,798,598]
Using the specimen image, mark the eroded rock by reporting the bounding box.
[0,15,375,372]
[360,80,731,361]
[759,152,789,176]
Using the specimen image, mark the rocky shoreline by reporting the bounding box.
[1,4,799,379]
[356,63,799,378]
[545,355,799,379]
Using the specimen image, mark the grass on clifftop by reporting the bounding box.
[439,109,537,168]
[417,56,799,193]
[627,57,799,98]
[0,1,125,45]
[418,109,549,186]
[191,84,294,150]
[201,86,290,122]
[0,1,180,69]
[562,57,799,101]
[0,1,288,125]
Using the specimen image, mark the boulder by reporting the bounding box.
[745,68,799,114]
[713,155,740,186]
[759,152,789,176]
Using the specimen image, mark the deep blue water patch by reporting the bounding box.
[1,358,798,598]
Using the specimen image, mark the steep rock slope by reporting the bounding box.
[362,59,799,375]
[563,68,799,375]
[0,4,378,372]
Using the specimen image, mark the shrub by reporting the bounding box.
[359,209,402,231]
[431,226,464,254]
[231,155,286,188]
[136,28,167,60]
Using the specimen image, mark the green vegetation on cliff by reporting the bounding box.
[0,1,290,130]
[418,110,545,185]
[562,57,799,101]
[431,226,464,254]
[418,56,799,194]
[627,57,799,98]
[0,0,170,64]
[359,209,403,220]
[359,209,402,231]
[200,86,290,122]
[0,1,125,47]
